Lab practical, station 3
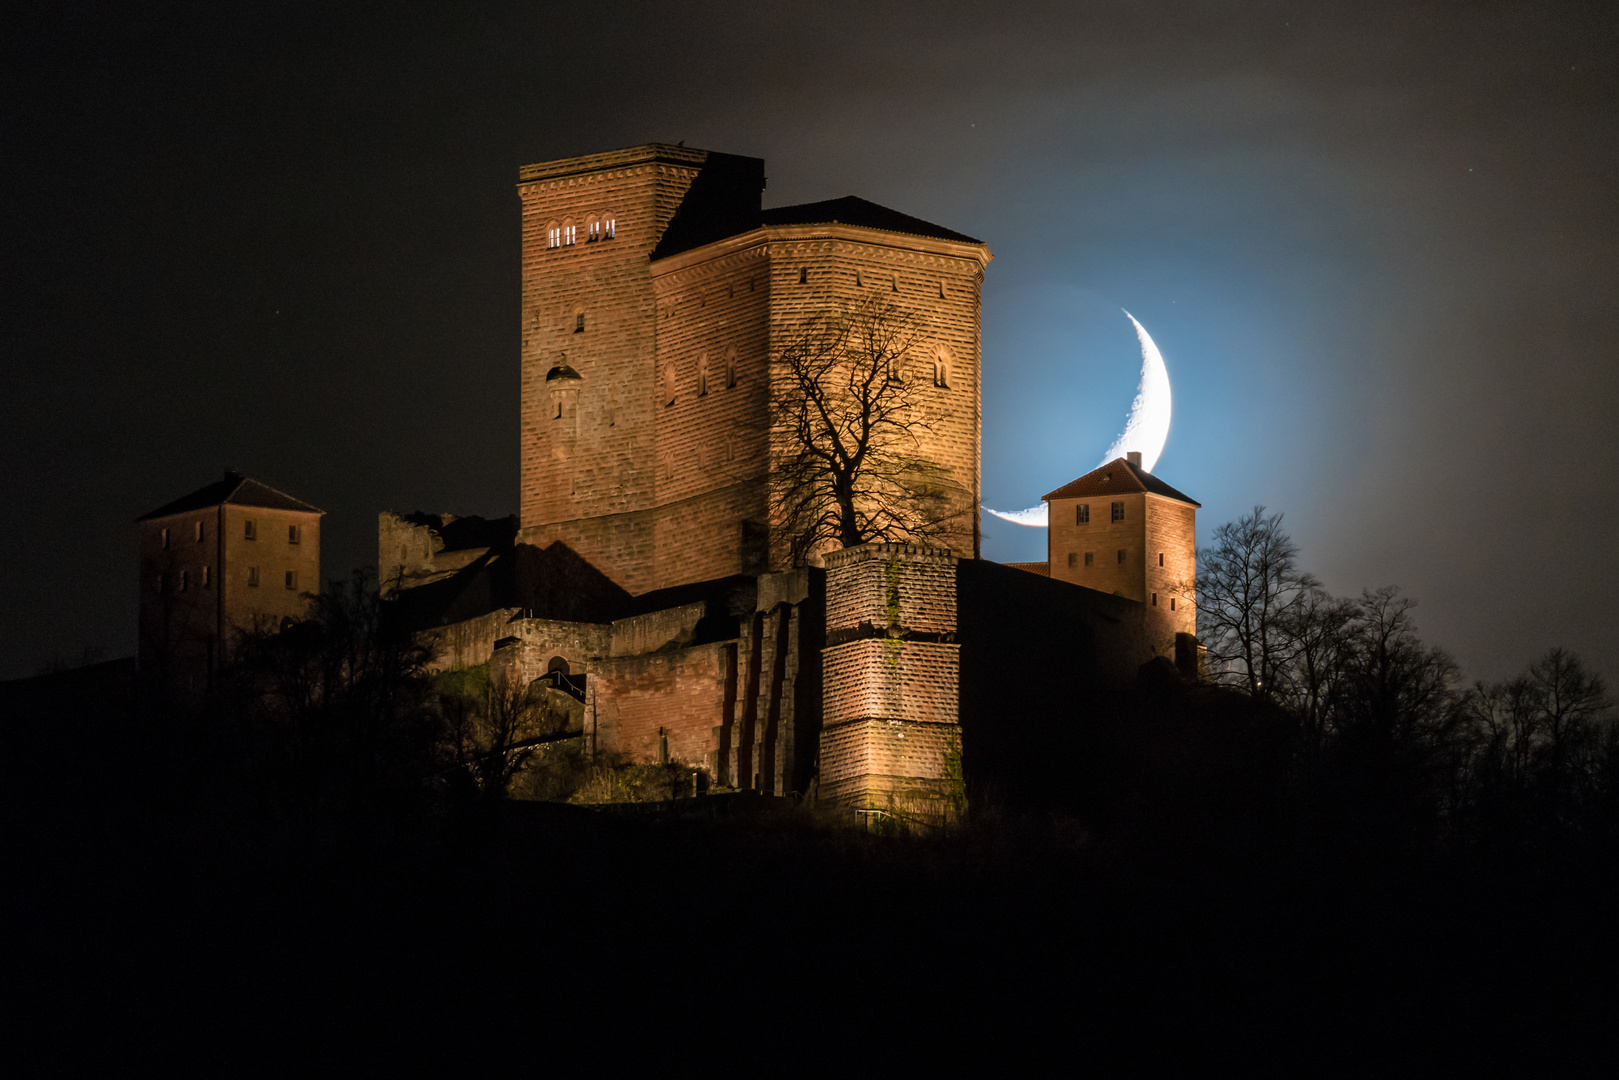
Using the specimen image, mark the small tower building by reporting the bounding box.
[1043,451,1199,660]
[137,472,323,693]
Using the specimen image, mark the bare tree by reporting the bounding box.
[1196,506,1318,702]
[1278,586,1360,741]
[769,294,969,560]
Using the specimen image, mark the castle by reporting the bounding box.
[141,143,1200,820]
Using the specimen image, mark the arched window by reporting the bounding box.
[562,219,577,246]
[723,344,738,388]
[697,352,710,396]
[587,215,601,241]
[933,344,952,388]
[603,213,616,239]
[547,221,561,249]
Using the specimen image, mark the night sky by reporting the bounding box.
[4,1,1616,684]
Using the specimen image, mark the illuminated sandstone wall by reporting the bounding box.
[759,228,986,570]
[516,145,765,594]
[1142,495,1197,658]
[1048,490,1196,661]
[817,543,963,821]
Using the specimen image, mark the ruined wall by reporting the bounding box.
[588,642,734,770]
[817,543,963,821]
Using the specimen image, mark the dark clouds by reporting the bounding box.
[3,1,1616,682]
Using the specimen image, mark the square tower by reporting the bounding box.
[516,144,765,593]
[137,472,322,694]
[1043,453,1199,657]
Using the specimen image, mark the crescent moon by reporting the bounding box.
[986,310,1172,528]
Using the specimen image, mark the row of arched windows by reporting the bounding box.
[546,213,617,250]
[662,345,741,405]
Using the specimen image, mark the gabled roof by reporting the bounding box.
[760,196,983,245]
[1042,458,1200,507]
[137,472,324,522]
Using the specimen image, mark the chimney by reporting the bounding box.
[1126,451,1142,469]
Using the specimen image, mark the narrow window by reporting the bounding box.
[563,222,577,246]
[194,520,204,542]
[1152,593,1158,606]
[288,524,301,545]
[202,565,210,587]
[890,274,898,292]
[937,281,946,299]
[245,520,256,540]
[156,573,165,593]
[179,569,188,592]
[933,345,951,388]
[285,569,298,590]
[1170,597,1176,611]
[697,353,710,396]
[724,344,738,388]
[160,527,170,549]
[1076,504,1089,524]
[1084,552,1094,567]
[575,312,585,333]
[798,267,807,284]
[1067,552,1078,568]
[1117,549,1126,564]
[1111,501,1124,522]
[587,217,601,241]
[855,270,863,287]
[547,223,561,249]
[662,361,677,405]
[248,566,259,587]
[604,215,615,239]
[1158,552,1164,566]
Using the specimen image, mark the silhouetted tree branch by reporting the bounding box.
[769,294,969,561]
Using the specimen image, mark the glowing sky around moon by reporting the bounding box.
[985,311,1173,528]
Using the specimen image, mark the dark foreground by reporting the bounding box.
[8,791,1618,1074]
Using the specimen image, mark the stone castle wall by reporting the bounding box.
[817,543,964,822]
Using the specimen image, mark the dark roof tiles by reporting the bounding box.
[137,472,323,521]
[760,196,983,245]
[1042,458,1200,507]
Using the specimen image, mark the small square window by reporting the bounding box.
[248,566,259,587]
[245,520,256,541]
[1067,552,1078,568]
[1084,552,1094,567]
[285,570,298,590]
[1076,504,1089,525]
[288,524,300,545]
[1117,549,1126,564]
[1111,501,1124,522]
[194,521,204,542]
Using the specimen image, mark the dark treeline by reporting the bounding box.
[1191,506,1617,856]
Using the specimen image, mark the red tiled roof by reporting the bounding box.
[1005,561,1051,577]
[137,472,324,521]
[1042,458,1200,507]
